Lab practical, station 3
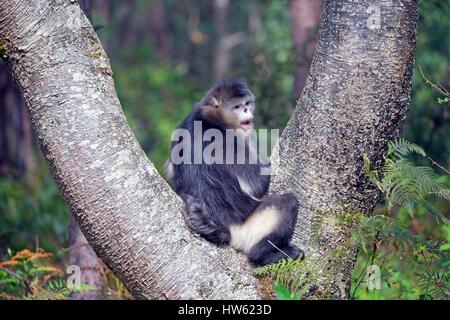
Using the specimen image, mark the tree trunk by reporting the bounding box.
[147,1,171,60]
[212,0,245,79]
[0,60,34,177]
[67,0,107,300]
[0,0,419,300]
[289,0,321,99]
[69,216,106,299]
[0,0,260,299]
[270,0,419,298]
[78,0,93,21]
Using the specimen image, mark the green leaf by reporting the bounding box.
[439,227,450,251]
[437,97,449,104]
[274,282,300,300]
[387,138,426,158]
[442,258,450,267]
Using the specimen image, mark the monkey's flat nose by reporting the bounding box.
[244,108,248,113]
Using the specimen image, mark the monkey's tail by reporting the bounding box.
[180,193,231,245]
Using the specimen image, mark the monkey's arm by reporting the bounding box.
[180,193,231,245]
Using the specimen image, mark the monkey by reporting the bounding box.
[165,78,301,266]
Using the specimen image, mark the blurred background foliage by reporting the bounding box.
[0,0,448,299]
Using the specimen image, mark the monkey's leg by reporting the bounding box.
[249,241,301,266]
[230,193,301,265]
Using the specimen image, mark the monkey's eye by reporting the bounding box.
[234,105,240,110]
[245,101,250,106]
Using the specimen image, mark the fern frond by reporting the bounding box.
[422,201,449,224]
[253,255,329,299]
[415,270,450,300]
[387,138,426,159]
[367,141,450,223]
[363,154,381,188]
[350,215,421,251]
[253,258,303,278]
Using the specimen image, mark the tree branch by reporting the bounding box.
[270,0,419,298]
[0,0,261,299]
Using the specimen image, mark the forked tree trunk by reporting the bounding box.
[0,0,260,299]
[0,0,419,299]
[270,0,419,298]
[289,0,321,98]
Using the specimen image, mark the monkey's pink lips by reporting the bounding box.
[240,120,253,131]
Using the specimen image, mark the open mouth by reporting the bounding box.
[240,120,253,131]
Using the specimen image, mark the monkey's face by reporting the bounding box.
[203,95,255,133]
[223,96,255,132]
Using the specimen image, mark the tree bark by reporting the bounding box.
[69,215,106,299]
[0,0,260,299]
[270,0,419,298]
[78,0,93,21]
[289,0,321,99]
[67,0,107,300]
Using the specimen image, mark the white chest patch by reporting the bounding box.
[230,206,280,254]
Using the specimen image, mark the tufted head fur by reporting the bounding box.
[200,78,255,130]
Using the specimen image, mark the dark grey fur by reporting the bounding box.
[167,79,301,266]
